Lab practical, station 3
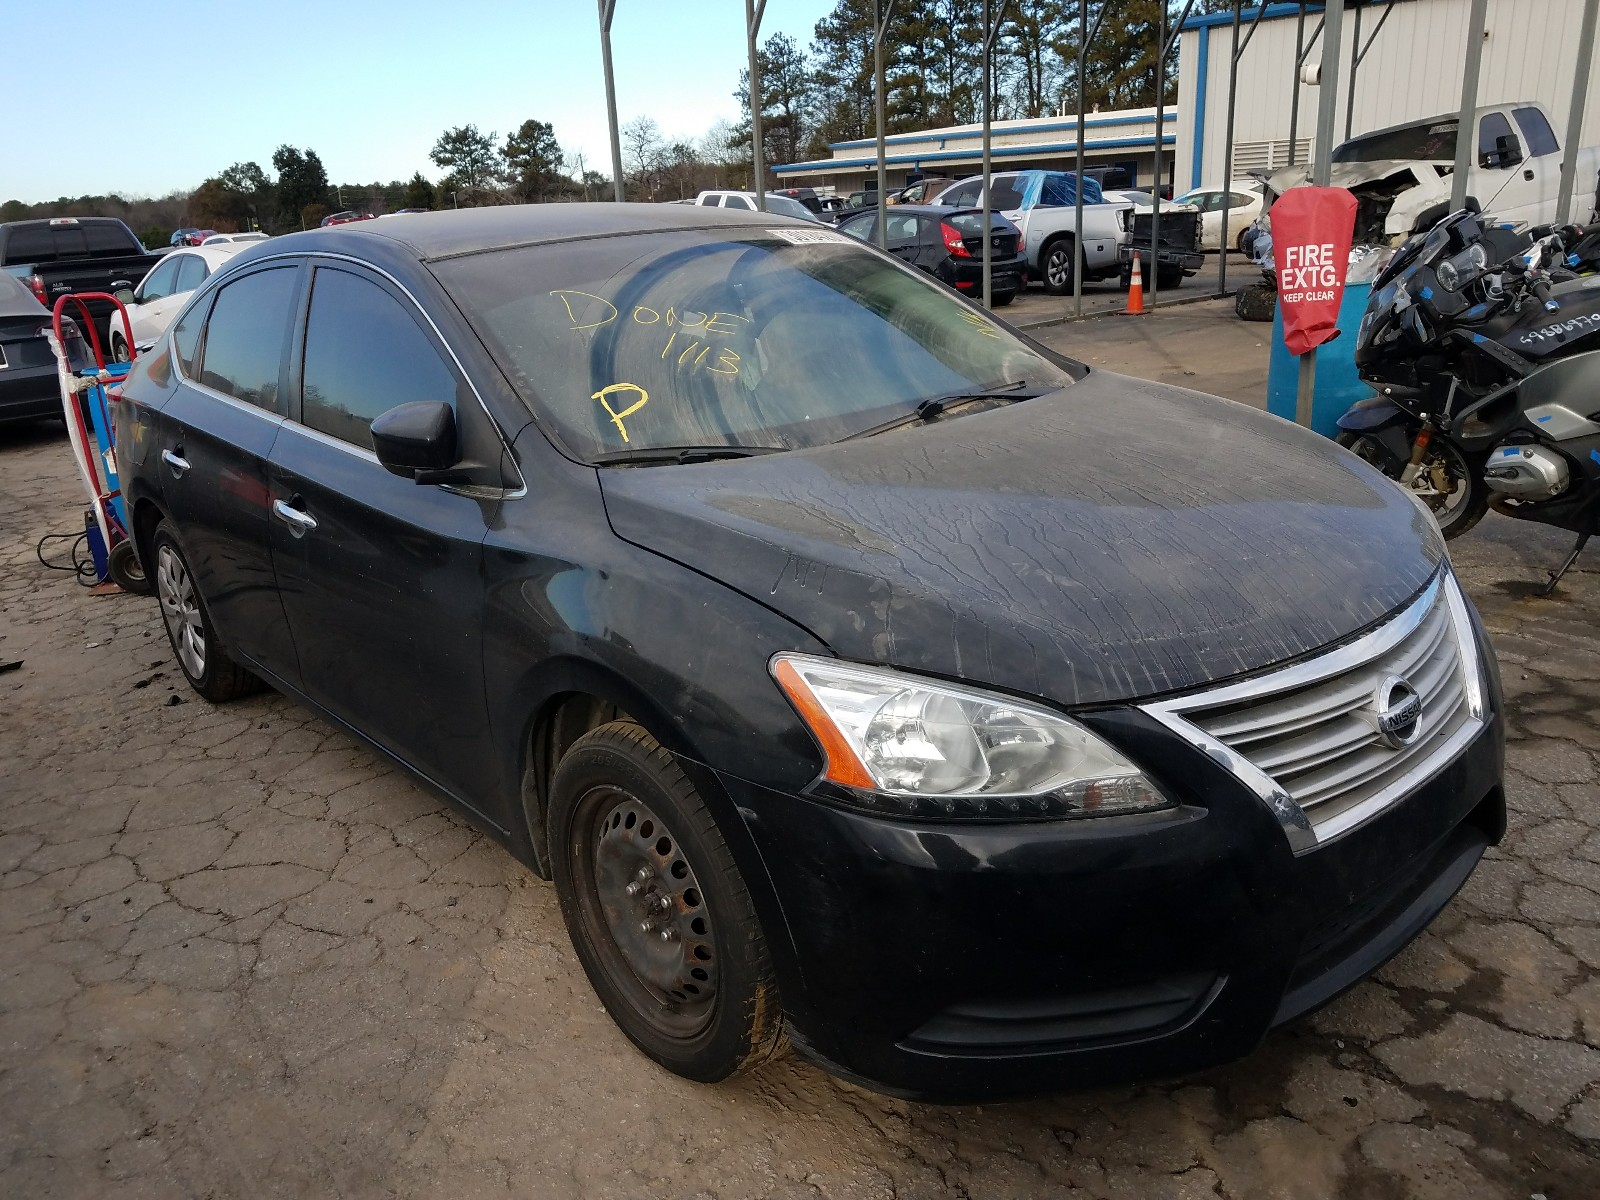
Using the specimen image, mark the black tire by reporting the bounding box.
[549,720,787,1082]
[1040,238,1076,295]
[1235,282,1277,322]
[110,333,130,364]
[1155,265,1185,291]
[106,537,153,595]
[150,520,262,701]
[990,289,1016,308]
[1236,229,1251,254]
[1335,430,1490,539]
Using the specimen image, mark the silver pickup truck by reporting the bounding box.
[931,170,1128,294]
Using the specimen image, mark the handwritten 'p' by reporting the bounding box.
[592,382,649,442]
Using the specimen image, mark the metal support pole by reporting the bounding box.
[1073,0,1087,319]
[1288,3,1307,168]
[746,0,768,210]
[1149,2,1166,310]
[874,0,894,249]
[1558,0,1599,223]
[1450,0,1488,211]
[1220,2,1242,298]
[1344,2,1361,143]
[981,0,1009,309]
[1298,0,1344,428]
[598,0,624,202]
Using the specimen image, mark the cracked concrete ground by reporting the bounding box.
[3,322,1598,1197]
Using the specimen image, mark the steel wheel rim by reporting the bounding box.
[1047,248,1070,286]
[156,544,205,678]
[576,786,717,1038]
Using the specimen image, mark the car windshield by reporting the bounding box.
[765,195,814,220]
[434,227,1074,461]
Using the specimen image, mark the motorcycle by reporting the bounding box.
[1343,210,1600,594]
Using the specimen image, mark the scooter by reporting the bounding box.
[1342,211,1600,594]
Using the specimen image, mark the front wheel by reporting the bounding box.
[1336,430,1490,539]
[549,721,787,1082]
[111,333,130,364]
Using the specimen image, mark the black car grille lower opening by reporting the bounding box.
[900,972,1221,1056]
[1274,817,1491,1027]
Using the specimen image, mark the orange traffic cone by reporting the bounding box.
[1122,251,1146,315]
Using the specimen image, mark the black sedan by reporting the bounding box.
[836,204,1025,305]
[0,271,84,423]
[115,205,1504,1102]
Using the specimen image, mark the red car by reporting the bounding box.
[320,211,375,227]
[183,228,217,246]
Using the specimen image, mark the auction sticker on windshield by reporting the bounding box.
[767,228,851,245]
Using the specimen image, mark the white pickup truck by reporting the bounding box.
[930,170,1131,294]
[1265,101,1600,242]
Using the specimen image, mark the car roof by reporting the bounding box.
[166,244,249,266]
[241,203,815,264]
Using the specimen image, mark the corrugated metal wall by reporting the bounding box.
[1176,0,1600,192]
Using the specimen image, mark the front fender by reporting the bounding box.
[1337,395,1416,433]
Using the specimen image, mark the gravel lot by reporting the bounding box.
[2,317,1598,1197]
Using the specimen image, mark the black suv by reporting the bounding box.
[117,205,1504,1101]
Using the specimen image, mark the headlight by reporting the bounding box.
[771,653,1173,820]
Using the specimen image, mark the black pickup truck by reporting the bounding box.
[0,217,164,344]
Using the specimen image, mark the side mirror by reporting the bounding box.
[113,288,136,305]
[371,401,461,483]
[1482,132,1524,170]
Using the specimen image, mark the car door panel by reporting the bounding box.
[267,432,499,804]
[267,262,498,806]
[160,263,303,677]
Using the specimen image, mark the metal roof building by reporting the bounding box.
[1176,0,1600,192]
[771,108,1176,194]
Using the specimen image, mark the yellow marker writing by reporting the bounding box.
[592,382,649,442]
[551,289,619,330]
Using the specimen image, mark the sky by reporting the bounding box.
[1,0,833,204]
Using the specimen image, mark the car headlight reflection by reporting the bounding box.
[771,653,1174,820]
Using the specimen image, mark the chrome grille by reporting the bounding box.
[1142,572,1486,850]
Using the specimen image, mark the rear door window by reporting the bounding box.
[942,180,982,207]
[1512,107,1559,157]
[724,195,754,210]
[174,255,208,293]
[196,266,299,413]
[299,267,459,449]
[885,213,920,245]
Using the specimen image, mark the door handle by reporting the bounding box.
[1523,168,1535,181]
[272,498,318,537]
[162,447,190,476]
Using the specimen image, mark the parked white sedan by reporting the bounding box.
[112,244,247,360]
[1172,181,1266,251]
[199,232,269,245]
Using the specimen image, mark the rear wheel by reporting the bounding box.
[549,721,787,1082]
[1155,264,1185,291]
[151,520,262,701]
[1041,238,1077,295]
[990,289,1016,308]
[1336,430,1489,539]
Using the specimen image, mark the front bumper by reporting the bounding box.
[715,696,1503,1102]
[1120,245,1205,274]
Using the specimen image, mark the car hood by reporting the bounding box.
[598,371,1444,709]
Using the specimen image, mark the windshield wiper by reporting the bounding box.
[842,382,1042,441]
[591,444,790,467]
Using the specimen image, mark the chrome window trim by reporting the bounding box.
[1140,566,1487,854]
[169,250,526,500]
